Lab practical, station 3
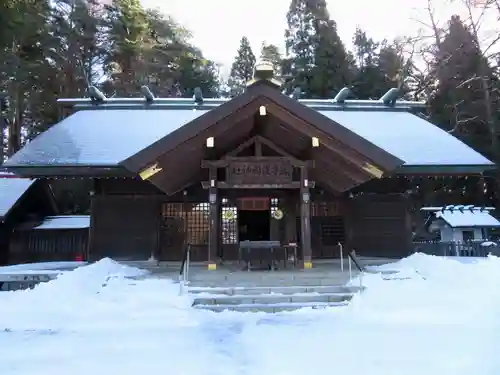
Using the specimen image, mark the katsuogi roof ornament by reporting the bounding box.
[246,56,283,88]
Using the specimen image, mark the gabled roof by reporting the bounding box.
[2,80,495,178]
[121,82,402,174]
[423,206,500,228]
[0,173,36,221]
[4,109,209,168]
[320,111,493,168]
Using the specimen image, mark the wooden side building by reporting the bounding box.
[0,173,59,265]
[3,64,495,268]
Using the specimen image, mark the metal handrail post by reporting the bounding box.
[185,246,190,284]
[348,255,352,281]
[339,242,344,272]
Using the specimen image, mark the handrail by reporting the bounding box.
[179,243,191,276]
[178,244,191,295]
[346,248,364,290]
[346,249,363,272]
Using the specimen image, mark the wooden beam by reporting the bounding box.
[163,179,199,196]
[264,101,384,173]
[254,135,313,167]
[255,137,262,156]
[201,181,314,189]
[310,170,349,193]
[202,156,312,168]
[222,135,259,158]
[313,148,368,184]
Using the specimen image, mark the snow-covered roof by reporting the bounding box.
[3,106,493,169]
[423,206,500,228]
[33,215,90,230]
[320,111,493,166]
[4,109,209,166]
[0,174,36,219]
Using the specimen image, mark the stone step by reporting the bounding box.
[187,272,359,280]
[194,301,349,313]
[193,292,353,306]
[189,285,362,295]
[187,277,360,288]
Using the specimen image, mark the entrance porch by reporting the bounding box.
[158,188,345,267]
[120,82,403,268]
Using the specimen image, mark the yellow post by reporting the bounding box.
[207,263,217,270]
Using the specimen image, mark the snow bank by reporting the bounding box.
[0,258,193,333]
[3,254,500,375]
[241,254,500,375]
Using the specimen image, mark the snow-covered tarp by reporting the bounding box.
[2,255,500,375]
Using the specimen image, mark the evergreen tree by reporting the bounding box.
[227,36,256,97]
[351,29,412,100]
[309,16,353,98]
[103,0,149,96]
[284,0,352,98]
[429,15,496,158]
[0,0,222,157]
[351,28,381,99]
[261,42,283,79]
[0,0,53,153]
[284,0,316,96]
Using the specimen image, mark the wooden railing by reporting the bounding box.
[412,241,500,257]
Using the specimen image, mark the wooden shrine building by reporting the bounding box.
[2,62,495,268]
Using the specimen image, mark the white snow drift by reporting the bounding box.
[1,254,500,375]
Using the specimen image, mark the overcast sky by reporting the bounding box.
[139,0,495,75]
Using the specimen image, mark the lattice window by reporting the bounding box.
[162,203,181,217]
[222,200,238,244]
[162,203,209,245]
[320,218,345,246]
[188,203,209,245]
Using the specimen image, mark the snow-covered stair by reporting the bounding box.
[190,285,362,313]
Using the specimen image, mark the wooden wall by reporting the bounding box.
[348,193,412,258]
[89,178,209,261]
[0,225,10,265]
[89,178,413,261]
[9,229,88,263]
[1,180,58,265]
[89,195,160,261]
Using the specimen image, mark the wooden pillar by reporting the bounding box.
[207,167,219,270]
[284,193,297,244]
[344,196,354,253]
[477,175,486,206]
[300,167,312,268]
[87,178,99,262]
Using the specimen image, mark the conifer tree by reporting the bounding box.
[429,15,495,157]
[284,0,353,98]
[227,36,256,96]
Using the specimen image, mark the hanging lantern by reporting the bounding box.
[223,209,235,220]
[272,209,284,220]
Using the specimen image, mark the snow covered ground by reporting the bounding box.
[1,254,500,375]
